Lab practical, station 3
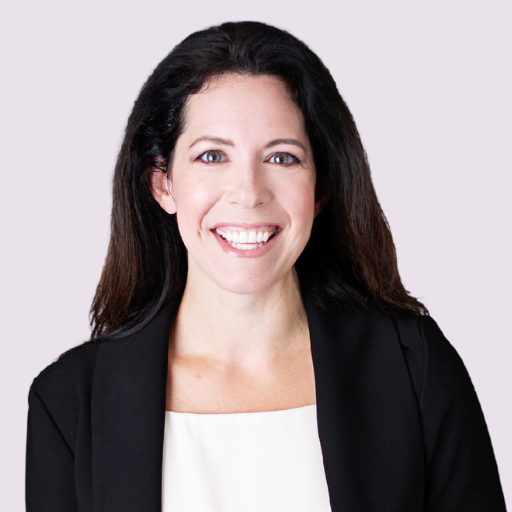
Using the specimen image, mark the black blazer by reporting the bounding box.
[26,288,507,512]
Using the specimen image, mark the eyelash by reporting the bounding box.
[197,150,301,165]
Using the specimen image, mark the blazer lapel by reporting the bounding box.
[91,290,424,512]
[303,289,424,512]
[91,303,175,512]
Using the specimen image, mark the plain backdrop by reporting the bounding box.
[1,0,510,509]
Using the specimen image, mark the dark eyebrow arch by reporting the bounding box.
[189,136,234,148]
[264,138,306,151]
[189,136,307,152]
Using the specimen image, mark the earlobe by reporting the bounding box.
[314,195,329,218]
[146,167,177,215]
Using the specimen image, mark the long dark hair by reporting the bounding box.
[84,21,427,346]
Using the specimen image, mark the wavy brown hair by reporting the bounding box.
[83,21,427,346]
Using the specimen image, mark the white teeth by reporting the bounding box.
[215,227,278,249]
[229,242,260,250]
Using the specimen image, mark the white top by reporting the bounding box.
[162,404,332,512]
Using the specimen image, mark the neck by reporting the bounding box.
[170,265,309,369]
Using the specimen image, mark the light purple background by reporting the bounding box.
[1,0,510,508]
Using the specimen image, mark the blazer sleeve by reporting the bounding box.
[26,380,79,512]
[417,315,507,511]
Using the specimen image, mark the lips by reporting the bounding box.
[211,222,280,231]
[211,225,281,257]
[214,226,278,245]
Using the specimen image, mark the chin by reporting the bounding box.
[213,273,279,296]
[220,281,273,296]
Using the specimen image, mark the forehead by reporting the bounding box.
[180,74,307,139]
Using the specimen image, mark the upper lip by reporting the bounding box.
[211,222,281,230]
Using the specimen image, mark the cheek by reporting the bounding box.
[278,179,317,229]
[173,176,217,236]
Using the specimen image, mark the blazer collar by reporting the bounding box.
[92,302,174,512]
[92,288,423,512]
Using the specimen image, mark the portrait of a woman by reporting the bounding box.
[25,21,507,511]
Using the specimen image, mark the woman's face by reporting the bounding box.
[155,73,321,295]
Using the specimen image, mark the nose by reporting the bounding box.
[226,161,271,209]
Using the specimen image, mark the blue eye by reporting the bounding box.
[199,150,225,163]
[268,152,298,165]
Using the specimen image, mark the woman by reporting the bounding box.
[26,21,507,511]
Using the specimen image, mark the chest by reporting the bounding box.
[165,344,317,413]
[84,301,427,512]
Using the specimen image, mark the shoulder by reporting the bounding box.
[29,343,103,449]
[390,313,474,406]
[390,315,506,507]
[392,312,454,358]
[315,298,471,406]
[32,342,101,398]
[316,298,487,417]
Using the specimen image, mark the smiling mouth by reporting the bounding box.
[213,227,279,250]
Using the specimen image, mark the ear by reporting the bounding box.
[314,194,329,218]
[146,158,177,215]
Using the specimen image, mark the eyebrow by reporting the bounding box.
[189,136,307,152]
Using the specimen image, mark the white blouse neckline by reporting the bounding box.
[162,402,331,511]
[165,403,316,416]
